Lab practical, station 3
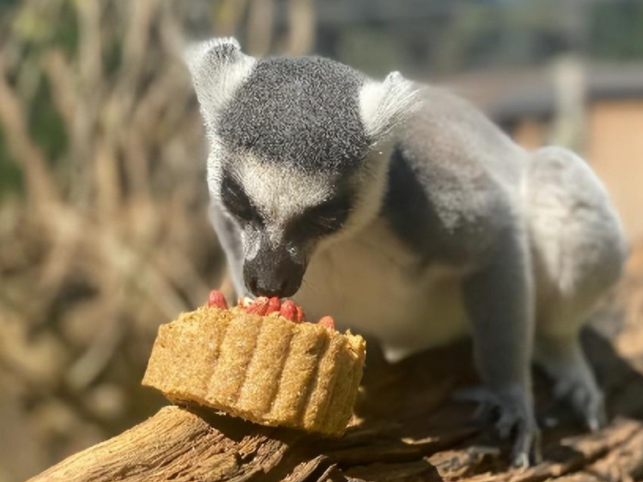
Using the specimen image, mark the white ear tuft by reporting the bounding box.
[184,37,240,73]
[359,72,417,144]
[184,37,255,129]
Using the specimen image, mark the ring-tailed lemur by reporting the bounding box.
[185,37,627,466]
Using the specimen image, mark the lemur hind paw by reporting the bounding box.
[454,385,542,468]
[553,376,607,432]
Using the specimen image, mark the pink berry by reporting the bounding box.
[266,297,281,314]
[207,290,228,310]
[295,305,305,323]
[280,300,297,322]
[246,296,269,315]
[318,316,336,331]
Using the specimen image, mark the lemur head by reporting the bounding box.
[186,38,416,297]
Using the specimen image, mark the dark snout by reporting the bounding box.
[243,246,306,298]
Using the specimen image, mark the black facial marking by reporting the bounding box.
[382,145,436,260]
[218,57,372,173]
[288,193,353,241]
[220,172,261,225]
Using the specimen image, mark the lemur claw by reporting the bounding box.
[554,377,607,432]
[453,385,542,467]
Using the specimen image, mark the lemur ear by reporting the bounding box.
[359,72,417,145]
[184,37,256,128]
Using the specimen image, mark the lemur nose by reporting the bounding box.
[243,247,306,298]
[250,277,296,298]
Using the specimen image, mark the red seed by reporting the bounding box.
[295,305,305,323]
[246,296,269,315]
[318,315,336,331]
[280,300,297,322]
[207,290,228,310]
[266,296,281,314]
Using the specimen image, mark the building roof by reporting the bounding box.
[435,62,643,123]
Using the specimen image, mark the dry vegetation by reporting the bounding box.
[0,0,317,478]
[0,1,223,479]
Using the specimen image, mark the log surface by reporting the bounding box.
[27,405,341,482]
[28,294,643,482]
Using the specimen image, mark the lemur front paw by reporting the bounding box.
[455,384,542,468]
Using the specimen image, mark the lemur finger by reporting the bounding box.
[511,421,542,468]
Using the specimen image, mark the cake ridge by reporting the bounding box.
[207,308,233,395]
[296,328,332,426]
[265,322,296,415]
[235,315,296,415]
[232,312,265,406]
[305,335,346,431]
[208,314,262,404]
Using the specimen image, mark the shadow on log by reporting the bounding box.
[28,311,643,482]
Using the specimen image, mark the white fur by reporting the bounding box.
[183,37,241,76]
[184,38,256,132]
[239,158,330,225]
[235,156,332,258]
[295,218,472,362]
[359,72,418,144]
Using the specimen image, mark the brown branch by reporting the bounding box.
[42,50,77,130]
[26,406,345,482]
[0,55,60,209]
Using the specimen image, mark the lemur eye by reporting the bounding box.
[221,174,260,224]
[292,195,352,238]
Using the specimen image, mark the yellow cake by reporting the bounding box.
[142,303,366,436]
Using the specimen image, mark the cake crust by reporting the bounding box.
[143,305,366,436]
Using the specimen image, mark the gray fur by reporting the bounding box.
[186,38,627,467]
[185,38,256,135]
[218,57,371,173]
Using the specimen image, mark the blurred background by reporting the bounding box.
[1,0,642,480]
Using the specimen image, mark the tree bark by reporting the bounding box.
[28,308,643,482]
[27,405,348,482]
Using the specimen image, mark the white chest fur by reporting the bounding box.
[293,220,471,361]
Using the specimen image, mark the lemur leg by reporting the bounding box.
[534,328,605,430]
[525,146,626,431]
[461,231,540,467]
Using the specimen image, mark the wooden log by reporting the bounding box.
[27,299,643,481]
[27,405,346,482]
